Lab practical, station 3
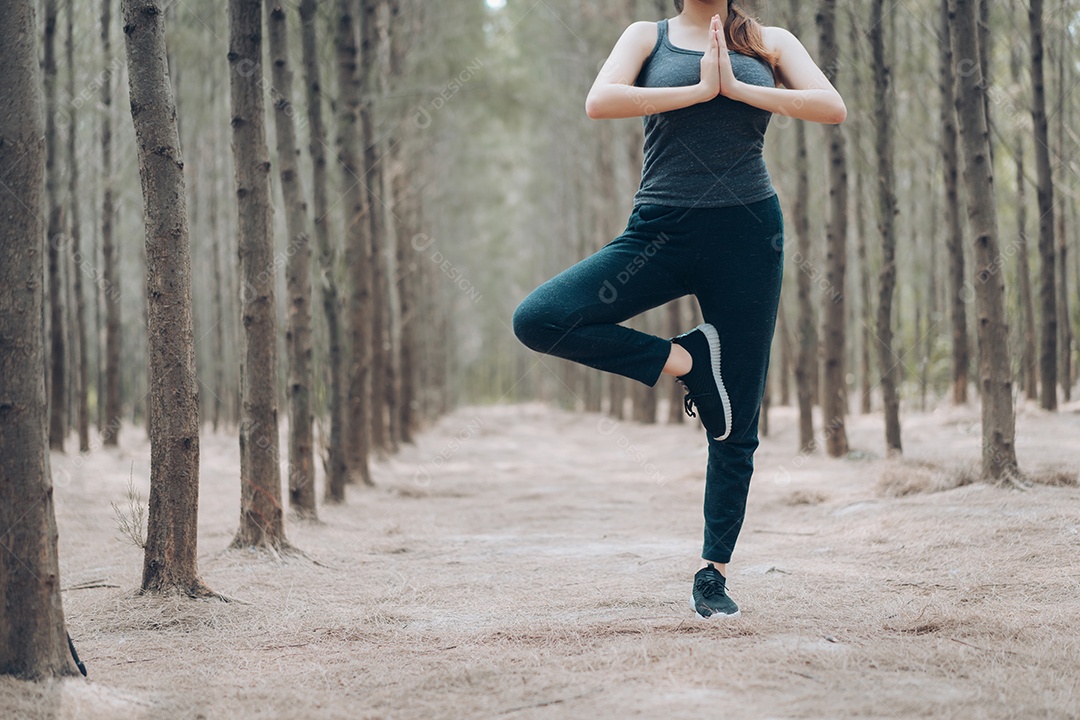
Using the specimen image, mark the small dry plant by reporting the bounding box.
[111,463,147,549]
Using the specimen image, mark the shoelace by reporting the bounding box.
[695,572,725,598]
[678,380,712,420]
[682,391,697,419]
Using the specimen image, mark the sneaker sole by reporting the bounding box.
[693,323,732,442]
[689,594,741,619]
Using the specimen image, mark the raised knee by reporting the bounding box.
[512,292,561,351]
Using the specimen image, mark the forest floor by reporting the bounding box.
[3,396,1080,719]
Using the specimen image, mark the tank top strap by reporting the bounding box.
[657,17,668,44]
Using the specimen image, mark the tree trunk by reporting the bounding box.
[65,0,90,453]
[817,0,849,457]
[101,0,123,447]
[1029,0,1058,411]
[788,0,815,451]
[299,0,349,501]
[939,0,970,404]
[266,0,317,519]
[1054,20,1071,402]
[871,0,901,454]
[338,0,375,486]
[845,1,872,415]
[386,0,415,445]
[363,0,394,457]
[667,298,685,423]
[228,0,289,548]
[0,0,81,678]
[1009,33,1039,402]
[121,0,214,595]
[210,175,226,431]
[948,0,1021,481]
[44,0,67,452]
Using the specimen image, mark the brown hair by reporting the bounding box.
[673,0,780,72]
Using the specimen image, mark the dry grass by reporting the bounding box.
[876,459,978,497]
[3,400,1080,719]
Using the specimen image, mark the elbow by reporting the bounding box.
[826,97,847,124]
[585,94,606,120]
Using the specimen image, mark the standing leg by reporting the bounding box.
[688,194,785,566]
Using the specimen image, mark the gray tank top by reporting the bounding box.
[633,18,776,208]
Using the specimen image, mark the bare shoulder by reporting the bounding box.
[760,25,802,55]
[622,20,659,49]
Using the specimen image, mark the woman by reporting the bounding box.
[512,0,845,619]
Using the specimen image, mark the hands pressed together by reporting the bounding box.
[698,14,739,102]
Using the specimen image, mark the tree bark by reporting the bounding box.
[266,0,317,519]
[871,0,901,454]
[210,171,226,431]
[361,0,392,456]
[101,0,123,446]
[387,0,416,445]
[1054,18,1071,401]
[1029,0,1058,410]
[65,0,90,453]
[1009,32,1039,402]
[0,0,81,678]
[787,0,816,451]
[948,0,1021,481]
[939,0,970,405]
[817,0,849,457]
[228,0,290,547]
[338,0,375,486]
[44,0,67,452]
[121,0,213,595]
[299,0,349,501]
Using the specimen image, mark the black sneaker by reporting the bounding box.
[671,323,731,441]
[691,563,740,618]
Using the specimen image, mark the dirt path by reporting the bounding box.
[3,400,1079,719]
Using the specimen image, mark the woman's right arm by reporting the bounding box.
[585,21,718,120]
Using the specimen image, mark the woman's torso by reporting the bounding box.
[633,18,776,209]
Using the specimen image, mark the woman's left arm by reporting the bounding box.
[718,25,847,124]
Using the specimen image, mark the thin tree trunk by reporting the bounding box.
[338,0,374,486]
[266,0,317,519]
[788,0,815,451]
[777,297,792,407]
[65,0,90,453]
[0,0,81,679]
[228,0,290,548]
[362,0,392,456]
[817,0,849,457]
[667,298,685,423]
[1029,0,1058,410]
[101,0,122,446]
[387,0,415,445]
[845,1,872,415]
[211,176,226,431]
[121,0,214,595]
[1054,17,1071,401]
[1010,34,1039,402]
[939,0,969,404]
[1017,143,1038,401]
[45,0,66,452]
[949,0,1021,481]
[871,0,901,454]
[300,0,349,501]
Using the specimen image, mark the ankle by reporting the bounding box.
[662,341,693,377]
[702,560,727,576]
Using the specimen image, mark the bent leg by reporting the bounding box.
[512,210,690,387]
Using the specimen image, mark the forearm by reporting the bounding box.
[727,80,847,124]
[586,82,711,120]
